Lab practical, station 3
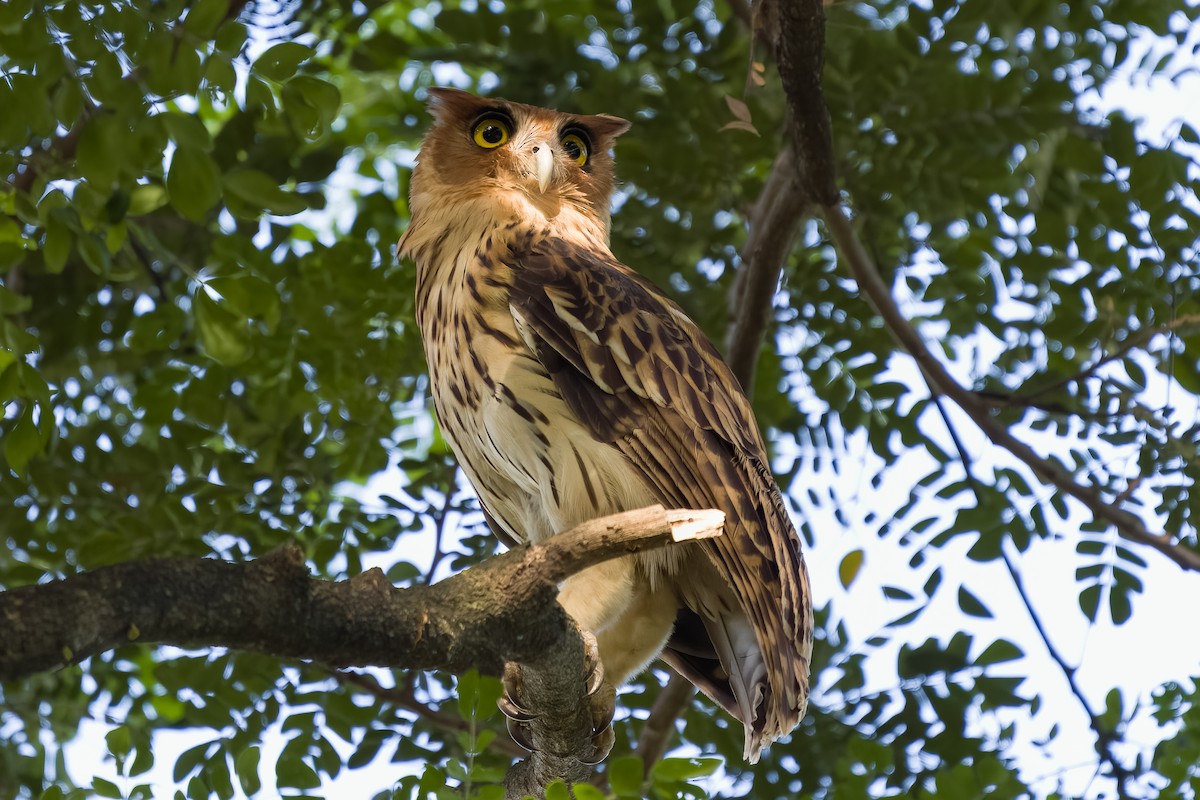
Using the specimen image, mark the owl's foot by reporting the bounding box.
[498,631,616,764]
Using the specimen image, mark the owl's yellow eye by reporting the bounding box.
[472,116,510,149]
[561,131,590,166]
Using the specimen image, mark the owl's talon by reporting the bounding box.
[500,662,537,722]
[505,716,536,752]
[498,693,537,722]
[498,638,616,764]
[582,631,606,696]
[590,679,617,732]
[582,722,616,765]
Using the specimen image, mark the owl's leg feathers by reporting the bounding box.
[498,630,617,763]
[556,558,636,633]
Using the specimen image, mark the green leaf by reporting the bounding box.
[208,752,235,800]
[1101,688,1124,729]
[544,781,570,800]
[976,638,1023,666]
[173,742,211,783]
[568,785,607,800]
[1079,584,1101,622]
[4,405,42,475]
[457,669,480,721]
[282,76,341,138]
[652,756,723,781]
[882,585,914,601]
[223,169,307,216]
[957,586,992,618]
[838,548,864,589]
[275,750,320,790]
[1109,588,1132,626]
[203,275,280,330]
[90,778,122,799]
[254,42,314,81]
[608,755,643,798]
[235,746,261,795]
[168,146,221,222]
[76,115,125,187]
[161,112,213,152]
[127,184,169,216]
[193,289,251,365]
[185,0,230,38]
[105,727,133,759]
[215,21,249,53]
[417,765,446,796]
[77,233,111,275]
[0,283,32,314]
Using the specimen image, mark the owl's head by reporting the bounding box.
[405,88,630,238]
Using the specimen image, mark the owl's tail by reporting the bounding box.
[661,591,779,762]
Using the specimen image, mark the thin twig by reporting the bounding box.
[927,385,1135,799]
[1000,545,1136,799]
[331,668,527,758]
[425,466,460,584]
[635,669,696,776]
[1014,314,1200,401]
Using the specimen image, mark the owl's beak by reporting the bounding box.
[532,142,554,193]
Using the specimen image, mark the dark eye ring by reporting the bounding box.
[472,115,511,149]
[561,129,590,166]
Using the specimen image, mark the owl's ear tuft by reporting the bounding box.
[586,114,631,141]
[424,86,492,124]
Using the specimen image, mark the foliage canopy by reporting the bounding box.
[2,0,1199,798]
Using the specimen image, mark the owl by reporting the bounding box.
[398,87,812,763]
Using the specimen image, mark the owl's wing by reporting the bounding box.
[503,236,812,761]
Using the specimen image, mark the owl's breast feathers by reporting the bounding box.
[408,220,813,760]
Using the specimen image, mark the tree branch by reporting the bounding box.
[330,669,528,759]
[635,669,696,775]
[820,204,1200,571]
[1,505,723,798]
[0,504,723,682]
[1010,313,1200,402]
[928,388,1136,797]
[1000,545,1136,798]
[722,0,837,391]
[504,508,723,797]
[725,147,806,390]
[758,0,1197,571]
[765,0,838,205]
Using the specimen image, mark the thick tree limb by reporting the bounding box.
[0,505,723,681]
[723,0,836,391]
[0,505,723,798]
[504,508,723,797]
[725,147,806,390]
[764,0,838,205]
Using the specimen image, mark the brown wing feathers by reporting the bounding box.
[505,237,812,756]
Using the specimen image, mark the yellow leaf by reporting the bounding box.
[839,549,864,589]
